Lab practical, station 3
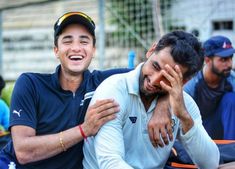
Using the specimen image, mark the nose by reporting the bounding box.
[228,57,232,63]
[226,57,233,67]
[71,42,82,52]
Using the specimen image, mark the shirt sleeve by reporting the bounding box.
[10,73,38,130]
[90,75,133,169]
[178,93,220,169]
[183,72,201,97]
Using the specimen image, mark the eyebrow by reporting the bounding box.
[62,35,73,40]
[79,35,91,41]
[61,35,91,41]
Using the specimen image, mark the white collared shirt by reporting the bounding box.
[83,63,219,169]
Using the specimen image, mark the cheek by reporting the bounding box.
[86,46,95,55]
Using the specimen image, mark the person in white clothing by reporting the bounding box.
[83,31,220,169]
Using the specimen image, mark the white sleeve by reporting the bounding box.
[91,76,133,169]
[94,115,133,169]
[178,93,220,169]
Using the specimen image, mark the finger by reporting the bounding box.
[166,123,173,141]
[95,101,119,114]
[165,64,180,80]
[174,65,183,83]
[156,137,164,148]
[97,106,120,119]
[92,99,116,108]
[148,127,157,147]
[86,113,117,136]
[160,80,171,92]
[161,69,175,86]
[98,114,116,127]
[153,129,164,148]
[147,123,154,143]
[160,128,169,145]
[165,64,182,84]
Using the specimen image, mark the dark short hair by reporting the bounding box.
[155,30,204,79]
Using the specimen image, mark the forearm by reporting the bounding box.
[13,126,84,164]
[178,110,194,134]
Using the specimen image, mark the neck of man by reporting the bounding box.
[140,92,155,112]
[59,70,83,93]
[203,65,222,88]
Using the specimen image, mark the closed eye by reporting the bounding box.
[62,36,73,44]
[152,62,161,71]
[80,40,88,45]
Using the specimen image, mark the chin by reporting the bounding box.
[69,66,84,72]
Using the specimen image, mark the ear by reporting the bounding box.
[146,43,157,59]
[54,46,59,59]
[204,56,211,64]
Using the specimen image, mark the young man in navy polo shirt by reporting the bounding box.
[0,12,130,169]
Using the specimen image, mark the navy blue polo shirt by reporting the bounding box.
[184,70,235,120]
[1,65,130,169]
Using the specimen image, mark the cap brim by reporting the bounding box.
[55,15,95,37]
[215,48,235,57]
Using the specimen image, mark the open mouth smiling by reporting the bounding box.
[69,55,84,61]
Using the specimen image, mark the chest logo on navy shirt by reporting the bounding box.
[80,91,95,106]
[129,116,137,123]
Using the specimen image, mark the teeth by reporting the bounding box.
[70,55,83,59]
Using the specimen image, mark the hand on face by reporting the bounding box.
[159,64,187,118]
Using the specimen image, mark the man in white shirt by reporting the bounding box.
[83,31,220,169]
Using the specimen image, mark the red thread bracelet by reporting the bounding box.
[78,125,87,141]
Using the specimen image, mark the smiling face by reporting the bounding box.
[140,47,187,98]
[54,24,95,76]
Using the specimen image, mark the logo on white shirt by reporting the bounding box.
[129,116,137,123]
[13,109,22,117]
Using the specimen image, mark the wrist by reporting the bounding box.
[177,109,191,121]
[178,111,194,134]
[78,124,88,141]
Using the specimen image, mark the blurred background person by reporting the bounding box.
[184,35,235,139]
[0,75,9,134]
[0,75,10,149]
